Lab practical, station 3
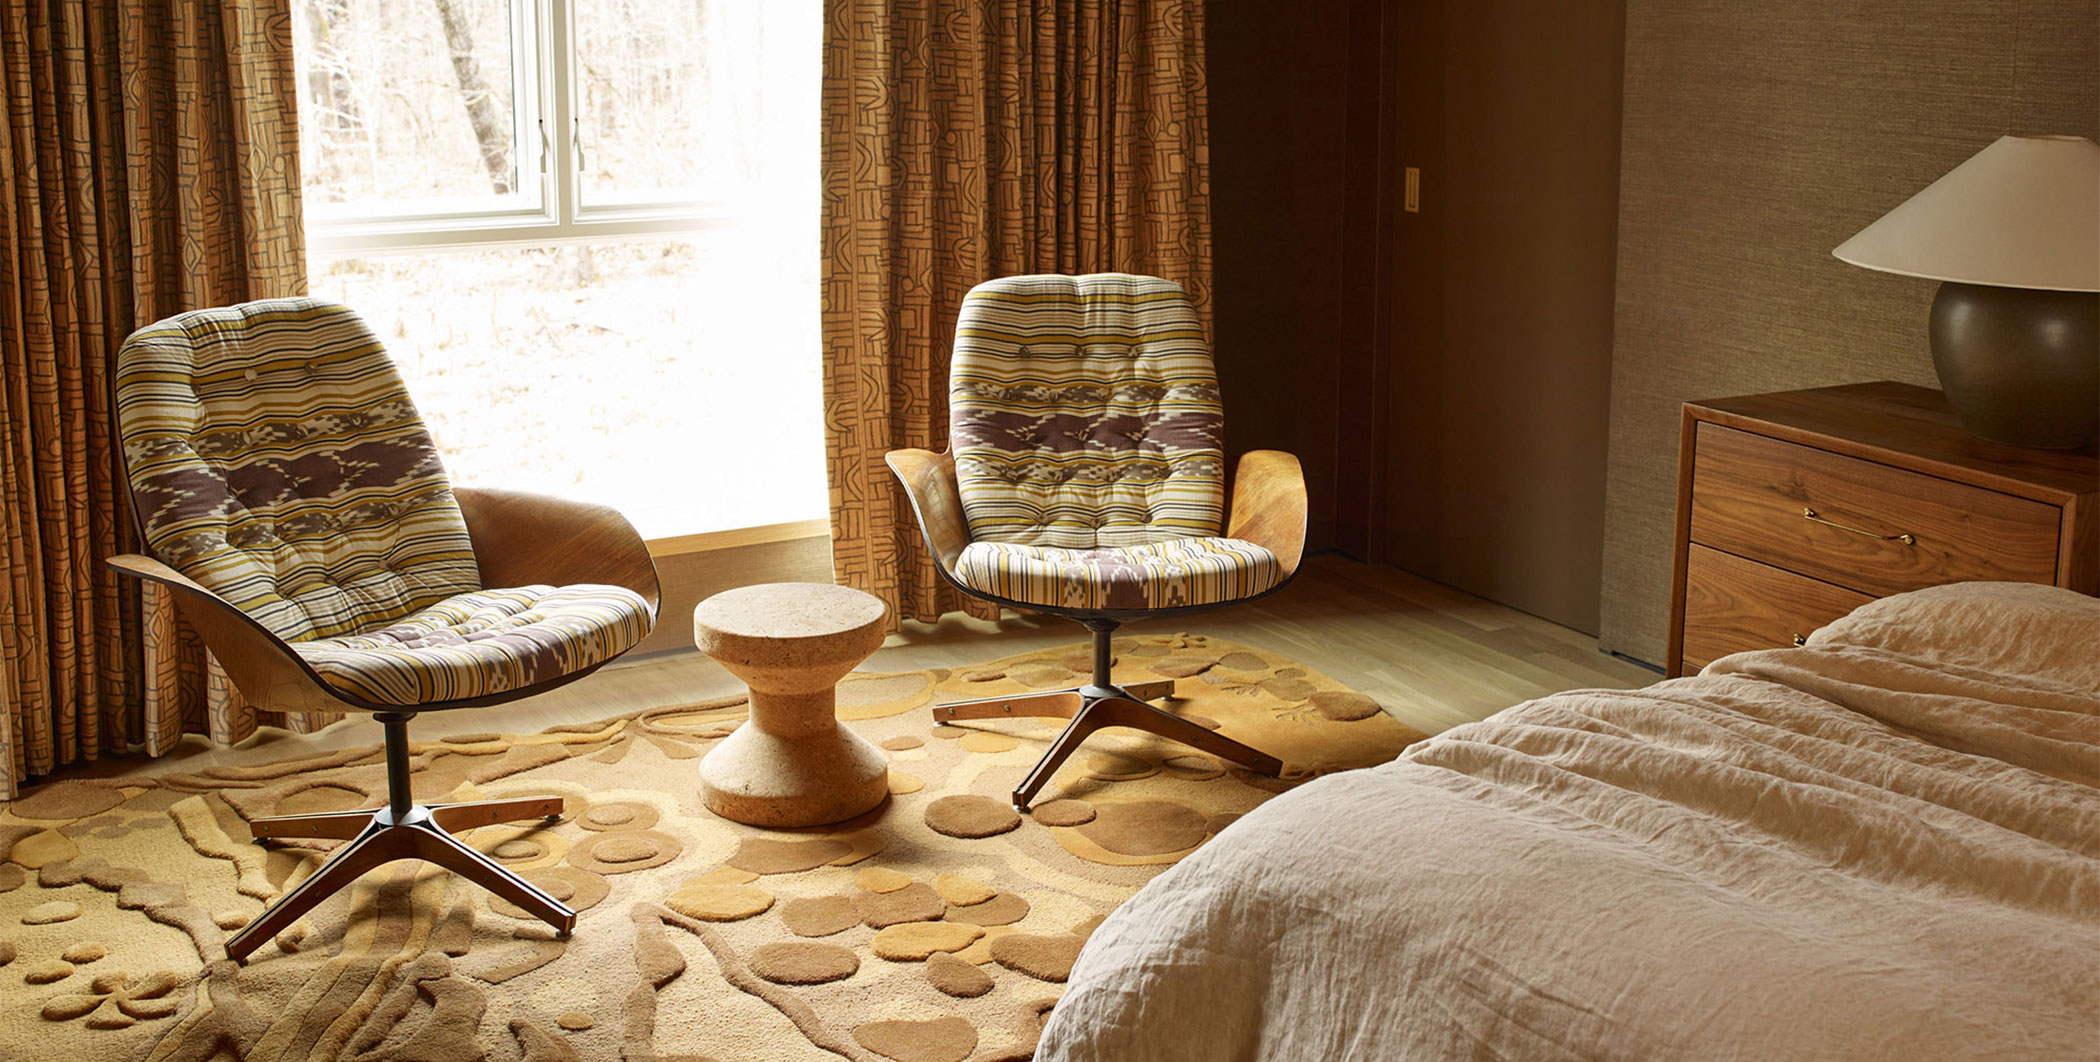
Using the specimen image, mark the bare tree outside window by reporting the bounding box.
[293,0,823,538]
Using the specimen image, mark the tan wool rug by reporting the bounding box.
[0,634,1427,1062]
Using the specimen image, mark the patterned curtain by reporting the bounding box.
[821,0,1214,627]
[0,0,308,798]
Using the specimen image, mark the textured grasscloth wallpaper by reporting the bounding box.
[1600,0,2100,663]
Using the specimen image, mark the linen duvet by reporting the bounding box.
[1037,582,2100,1061]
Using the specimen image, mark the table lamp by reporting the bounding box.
[1833,135,2099,449]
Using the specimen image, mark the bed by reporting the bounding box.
[1037,582,2100,1060]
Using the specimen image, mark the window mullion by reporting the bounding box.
[506,0,547,218]
[545,0,578,230]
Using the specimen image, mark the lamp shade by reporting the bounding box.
[1833,135,2100,292]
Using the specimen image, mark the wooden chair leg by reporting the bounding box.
[1114,679,1176,701]
[427,796,564,832]
[411,820,576,934]
[1102,697,1283,776]
[1010,695,1284,811]
[931,690,1083,724]
[250,808,383,840]
[225,820,400,961]
[1012,706,1115,810]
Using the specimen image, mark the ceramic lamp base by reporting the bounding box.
[1928,281,2099,450]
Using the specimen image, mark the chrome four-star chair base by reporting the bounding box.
[227,712,575,962]
[933,620,1284,810]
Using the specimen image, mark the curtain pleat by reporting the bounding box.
[820,0,1213,629]
[0,0,307,798]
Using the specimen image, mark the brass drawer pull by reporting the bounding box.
[1791,634,1807,647]
[1801,508,1915,545]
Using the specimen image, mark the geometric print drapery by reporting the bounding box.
[0,0,307,798]
[819,0,1216,630]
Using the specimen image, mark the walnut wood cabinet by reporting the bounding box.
[1666,382,2099,677]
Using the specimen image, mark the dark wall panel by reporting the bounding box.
[1378,0,1627,634]
[1205,2,1356,550]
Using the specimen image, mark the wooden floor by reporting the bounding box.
[64,555,1656,782]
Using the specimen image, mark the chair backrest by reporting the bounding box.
[115,298,482,642]
[949,273,1226,549]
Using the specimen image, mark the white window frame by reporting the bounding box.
[307,0,729,257]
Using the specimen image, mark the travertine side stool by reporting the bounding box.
[693,582,890,827]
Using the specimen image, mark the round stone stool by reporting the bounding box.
[693,582,890,827]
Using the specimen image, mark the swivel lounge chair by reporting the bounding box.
[887,273,1307,810]
[108,298,660,961]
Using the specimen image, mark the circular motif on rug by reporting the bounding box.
[1161,755,1224,781]
[880,736,924,751]
[933,873,996,906]
[1147,655,1215,678]
[1077,800,1208,857]
[8,783,124,821]
[726,837,851,875]
[489,867,611,919]
[851,882,946,928]
[60,943,105,964]
[1309,690,1382,721]
[924,796,1020,839]
[750,941,859,985]
[576,802,659,832]
[1084,754,1156,782]
[1008,663,1077,688]
[944,891,1029,927]
[958,732,1019,754]
[568,830,681,874]
[855,867,913,894]
[666,882,773,922]
[23,901,81,925]
[25,959,73,983]
[781,895,859,938]
[853,1016,978,1062]
[872,921,982,961]
[1261,676,1318,701]
[926,951,994,998]
[836,672,937,721]
[990,933,1085,982]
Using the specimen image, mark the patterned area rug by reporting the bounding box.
[0,634,1426,1062]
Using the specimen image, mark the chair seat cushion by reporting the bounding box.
[292,584,653,705]
[954,538,1284,612]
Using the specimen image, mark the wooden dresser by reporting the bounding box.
[1666,382,2099,677]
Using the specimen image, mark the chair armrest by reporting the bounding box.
[885,449,971,572]
[452,487,661,614]
[105,553,353,714]
[1226,450,1308,578]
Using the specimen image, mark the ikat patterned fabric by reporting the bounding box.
[0,0,307,798]
[116,299,483,643]
[820,0,1213,630]
[951,274,1227,549]
[293,585,653,705]
[954,537,1283,611]
[115,298,652,709]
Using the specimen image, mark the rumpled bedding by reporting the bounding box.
[1038,582,2100,1061]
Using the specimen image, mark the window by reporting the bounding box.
[293,0,823,539]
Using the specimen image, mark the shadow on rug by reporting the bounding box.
[0,633,1426,1062]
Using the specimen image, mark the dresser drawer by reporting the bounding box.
[1680,545,1875,671]
[1688,425,2062,597]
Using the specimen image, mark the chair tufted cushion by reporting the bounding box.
[116,299,482,642]
[953,538,1283,612]
[292,584,653,705]
[950,274,1226,549]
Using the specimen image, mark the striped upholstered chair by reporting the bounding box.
[888,273,1307,810]
[108,298,660,961]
